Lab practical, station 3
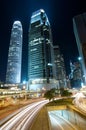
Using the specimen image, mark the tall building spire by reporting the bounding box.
[6,21,23,83]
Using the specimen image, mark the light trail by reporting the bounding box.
[49,114,64,130]
[0,100,48,130]
[48,112,77,130]
[73,92,86,113]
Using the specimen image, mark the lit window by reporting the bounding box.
[34,66,39,69]
[31,48,37,52]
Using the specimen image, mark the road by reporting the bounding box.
[73,92,86,114]
[0,100,48,130]
[48,112,77,130]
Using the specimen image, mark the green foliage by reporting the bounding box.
[46,98,73,106]
[59,88,72,97]
[61,90,72,97]
[44,88,72,101]
[44,88,56,101]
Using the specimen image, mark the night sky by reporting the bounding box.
[0,0,86,82]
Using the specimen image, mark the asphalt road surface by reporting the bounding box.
[48,112,77,130]
[0,100,48,130]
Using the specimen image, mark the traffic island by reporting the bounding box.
[30,106,50,130]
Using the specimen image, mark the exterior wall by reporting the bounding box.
[6,21,22,83]
[28,9,55,90]
[53,46,67,88]
[70,61,83,88]
[73,13,86,84]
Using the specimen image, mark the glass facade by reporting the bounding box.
[53,46,67,88]
[6,21,22,83]
[28,9,55,89]
[73,13,86,84]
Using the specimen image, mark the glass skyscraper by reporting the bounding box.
[6,21,23,84]
[73,13,86,84]
[28,9,55,91]
[53,46,67,88]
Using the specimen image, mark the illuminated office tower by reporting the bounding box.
[73,13,86,84]
[28,9,55,91]
[6,21,23,84]
[53,46,67,88]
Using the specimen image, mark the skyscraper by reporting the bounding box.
[69,61,83,88]
[53,46,67,88]
[6,21,23,84]
[73,13,86,84]
[28,9,55,91]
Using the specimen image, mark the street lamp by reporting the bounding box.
[23,80,26,84]
[78,57,82,61]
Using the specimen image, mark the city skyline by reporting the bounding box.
[0,0,86,82]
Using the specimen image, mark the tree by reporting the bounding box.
[44,89,55,101]
[59,87,64,96]
[61,90,72,97]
